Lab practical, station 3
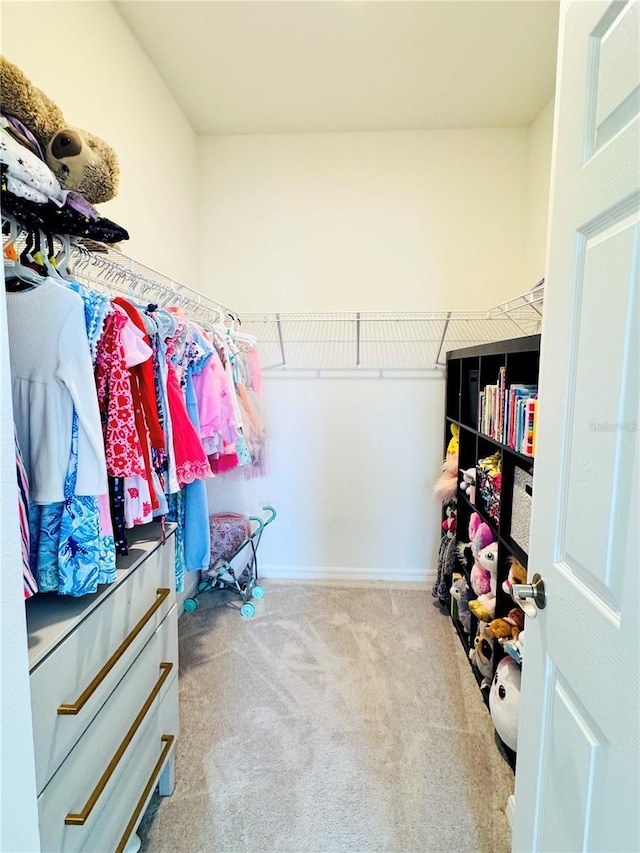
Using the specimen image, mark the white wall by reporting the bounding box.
[198,124,555,582]
[525,99,555,286]
[208,374,445,581]
[198,128,529,313]
[1,0,200,287]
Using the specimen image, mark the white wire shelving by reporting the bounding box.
[66,243,543,374]
[240,281,544,373]
[3,220,544,374]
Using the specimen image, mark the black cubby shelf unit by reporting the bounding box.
[443,334,540,772]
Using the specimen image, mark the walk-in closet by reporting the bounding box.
[1,2,638,852]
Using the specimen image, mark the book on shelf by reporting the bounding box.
[509,386,537,455]
[477,370,538,456]
[498,366,506,443]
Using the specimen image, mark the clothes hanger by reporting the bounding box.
[35,230,68,283]
[4,225,49,290]
[53,234,75,281]
[2,215,21,268]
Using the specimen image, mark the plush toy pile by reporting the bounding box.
[0,56,127,242]
[431,424,460,605]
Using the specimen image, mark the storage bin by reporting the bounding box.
[511,466,533,552]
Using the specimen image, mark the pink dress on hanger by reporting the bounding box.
[247,347,263,394]
[191,345,240,454]
[165,358,212,485]
[162,310,213,486]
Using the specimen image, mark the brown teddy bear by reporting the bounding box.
[487,607,525,640]
[0,56,119,204]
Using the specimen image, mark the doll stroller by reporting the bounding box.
[183,506,276,618]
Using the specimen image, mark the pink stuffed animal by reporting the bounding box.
[468,540,499,620]
[465,513,497,596]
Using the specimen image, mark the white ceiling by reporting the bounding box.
[116,1,559,135]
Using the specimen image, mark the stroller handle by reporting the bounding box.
[248,506,277,536]
[262,506,277,525]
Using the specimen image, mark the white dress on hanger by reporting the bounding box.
[7,278,107,503]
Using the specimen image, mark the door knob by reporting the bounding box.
[510,573,546,618]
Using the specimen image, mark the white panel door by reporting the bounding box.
[512,2,639,852]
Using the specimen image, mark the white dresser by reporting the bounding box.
[26,523,179,853]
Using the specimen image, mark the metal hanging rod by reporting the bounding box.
[2,217,246,333]
[70,240,241,327]
[69,244,256,345]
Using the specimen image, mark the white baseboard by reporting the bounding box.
[259,564,433,583]
[506,794,515,829]
[177,571,200,615]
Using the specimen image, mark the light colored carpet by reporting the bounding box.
[138,580,514,853]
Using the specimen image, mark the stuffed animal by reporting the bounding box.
[469,513,493,559]
[489,657,522,751]
[468,540,499,620]
[487,607,525,641]
[450,575,473,634]
[446,423,459,456]
[432,501,458,605]
[502,628,525,664]
[459,467,476,503]
[458,513,497,598]
[469,620,495,686]
[441,503,457,537]
[502,556,527,597]
[433,424,459,504]
[0,56,119,203]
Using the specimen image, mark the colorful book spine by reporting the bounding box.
[474,373,538,455]
[531,399,538,457]
[498,367,506,442]
[523,398,537,456]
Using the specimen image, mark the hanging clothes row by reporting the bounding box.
[4,217,267,599]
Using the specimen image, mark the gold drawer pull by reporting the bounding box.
[65,662,173,826]
[58,588,171,716]
[116,734,175,853]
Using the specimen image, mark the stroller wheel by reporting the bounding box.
[251,584,265,600]
[184,598,198,613]
[240,602,256,619]
[198,580,210,593]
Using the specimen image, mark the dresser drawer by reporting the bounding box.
[37,605,179,853]
[31,535,176,793]
[80,688,178,853]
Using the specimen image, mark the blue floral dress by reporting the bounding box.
[30,411,116,596]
